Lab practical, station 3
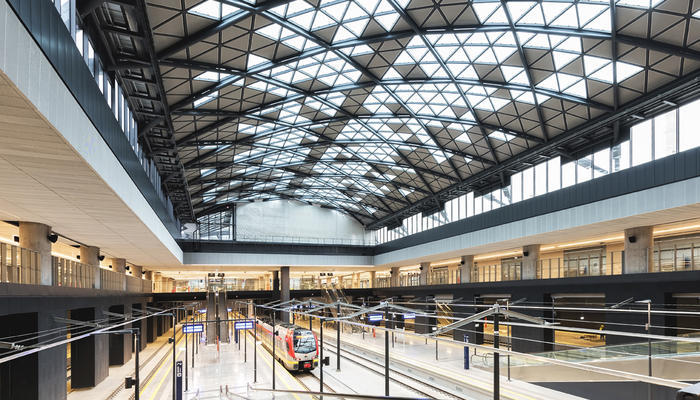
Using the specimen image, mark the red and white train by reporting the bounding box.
[255,319,319,371]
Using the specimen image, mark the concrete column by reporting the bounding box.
[280,266,290,323]
[110,258,125,273]
[80,246,100,289]
[108,304,131,365]
[352,272,360,288]
[390,266,400,287]
[460,255,474,283]
[624,226,653,274]
[111,258,126,291]
[521,245,541,280]
[132,303,148,351]
[70,307,108,388]
[153,272,162,292]
[37,310,67,400]
[131,265,143,277]
[419,262,430,285]
[18,222,53,285]
[369,271,376,288]
[272,270,280,292]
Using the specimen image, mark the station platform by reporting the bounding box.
[68,326,182,400]
[304,319,586,400]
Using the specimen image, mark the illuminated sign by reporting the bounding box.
[235,320,254,330]
[403,313,415,320]
[368,314,383,322]
[183,323,204,333]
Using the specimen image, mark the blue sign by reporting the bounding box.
[183,323,204,333]
[368,314,383,322]
[235,320,254,330]
[403,313,415,320]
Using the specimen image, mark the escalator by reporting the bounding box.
[205,273,229,344]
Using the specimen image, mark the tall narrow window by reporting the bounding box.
[535,162,547,196]
[611,141,630,172]
[631,120,652,166]
[562,162,575,188]
[679,99,700,151]
[511,172,523,203]
[547,157,561,192]
[593,148,610,178]
[577,155,592,183]
[522,167,534,200]
[654,110,677,160]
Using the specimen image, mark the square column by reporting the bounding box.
[80,246,100,289]
[272,270,280,292]
[369,271,376,288]
[280,266,290,323]
[624,226,653,274]
[18,222,53,285]
[111,258,126,291]
[108,304,132,365]
[389,267,400,287]
[419,262,430,285]
[70,307,108,388]
[521,245,541,280]
[460,255,474,283]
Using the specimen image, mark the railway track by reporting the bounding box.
[104,327,184,400]
[323,340,464,400]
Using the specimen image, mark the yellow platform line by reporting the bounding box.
[139,329,186,399]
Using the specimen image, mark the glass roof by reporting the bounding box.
[121,0,700,225]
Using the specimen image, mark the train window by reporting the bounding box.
[293,329,316,354]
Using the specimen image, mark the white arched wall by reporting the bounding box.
[235,200,368,244]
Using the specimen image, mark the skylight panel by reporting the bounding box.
[247,54,269,69]
[200,168,215,177]
[455,133,471,144]
[617,0,664,9]
[194,71,231,82]
[553,51,578,70]
[694,10,700,19]
[551,5,578,28]
[194,90,218,107]
[472,2,499,23]
[507,1,537,23]
[489,131,515,142]
[189,0,241,20]
[616,61,643,82]
[399,188,412,197]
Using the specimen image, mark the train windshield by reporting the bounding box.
[293,329,316,354]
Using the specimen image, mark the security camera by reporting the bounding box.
[47,234,58,243]
[99,255,105,261]
[523,251,529,257]
[629,236,637,243]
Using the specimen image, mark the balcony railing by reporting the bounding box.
[0,242,40,285]
[1,242,150,293]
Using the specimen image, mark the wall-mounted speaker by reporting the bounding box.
[629,236,637,243]
[523,251,529,257]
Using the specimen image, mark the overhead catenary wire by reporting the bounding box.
[0,307,176,365]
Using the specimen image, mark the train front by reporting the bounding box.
[287,328,319,371]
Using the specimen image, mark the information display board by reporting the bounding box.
[183,323,204,333]
[234,320,254,330]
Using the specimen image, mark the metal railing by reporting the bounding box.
[52,256,95,288]
[0,242,40,284]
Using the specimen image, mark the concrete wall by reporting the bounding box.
[0,290,151,399]
[236,200,367,243]
[0,0,182,263]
